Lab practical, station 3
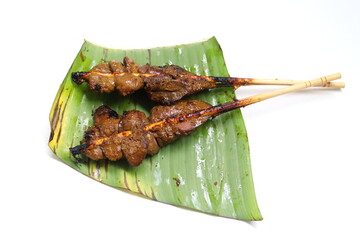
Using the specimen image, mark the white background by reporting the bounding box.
[1,0,359,239]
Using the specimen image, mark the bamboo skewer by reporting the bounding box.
[244,78,344,88]
[73,72,345,89]
[70,73,342,158]
[235,73,342,106]
[182,74,344,88]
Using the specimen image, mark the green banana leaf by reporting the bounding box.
[49,37,262,220]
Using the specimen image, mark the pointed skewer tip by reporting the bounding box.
[71,72,87,85]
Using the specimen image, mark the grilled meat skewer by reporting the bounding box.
[72,57,344,105]
[71,100,212,166]
[72,56,218,105]
[70,73,341,166]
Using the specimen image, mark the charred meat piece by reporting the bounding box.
[72,99,212,166]
[119,110,160,156]
[120,110,148,131]
[121,130,148,166]
[93,105,122,137]
[102,134,123,161]
[144,74,213,105]
[81,127,105,160]
[149,100,212,146]
[86,63,115,93]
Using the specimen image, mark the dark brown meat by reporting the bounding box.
[119,110,148,131]
[73,57,216,104]
[87,63,115,93]
[102,134,123,161]
[118,110,160,157]
[149,100,212,146]
[93,105,122,137]
[80,106,160,166]
[81,127,105,160]
[143,65,214,104]
[115,73,144,96]
[77,99,212,166]
[121,130,148,166]
[109,60,124,72]
[117,110,151,166]
[144,132,160,155]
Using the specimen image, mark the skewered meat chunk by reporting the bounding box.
[149,100,212,146]
[87,63,115,93]
[93,105,122,136]
[101,134,123,161]
[81,127,105,160]
[119,110,160,156]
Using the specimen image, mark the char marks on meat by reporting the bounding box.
[76,57,217,104]
[80,100,212,166]
[149,100,212,146]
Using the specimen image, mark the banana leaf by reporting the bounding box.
[48,37,262,220]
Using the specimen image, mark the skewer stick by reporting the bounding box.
[182,75,344,88]
[245,78,344,88]
[70,73,341,158]
[237,73,342,106]
[72,72,345,88]
[146,73,341,131]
